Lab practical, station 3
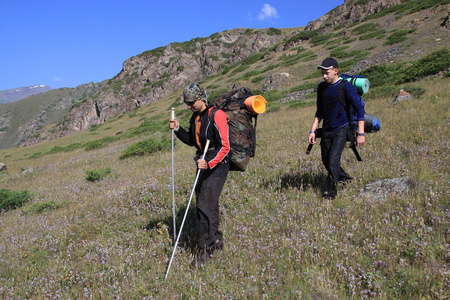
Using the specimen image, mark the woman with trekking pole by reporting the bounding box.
[168,83,231,270]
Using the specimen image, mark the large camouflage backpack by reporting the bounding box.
[209,87,257,171]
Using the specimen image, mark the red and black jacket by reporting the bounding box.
[175,105,230,169]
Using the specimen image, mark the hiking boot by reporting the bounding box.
[339,175,353,185]
[191,250,211,268]
[322,191,335,200]
[212,239,224,251]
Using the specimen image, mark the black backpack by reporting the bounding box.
[209,87,257,171]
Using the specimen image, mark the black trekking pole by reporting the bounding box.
[165,139,211,280]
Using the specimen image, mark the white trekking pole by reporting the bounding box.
[171,108,176,243]
[165,139,210,280]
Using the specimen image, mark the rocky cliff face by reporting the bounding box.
[51,28,285,137]
[305,0,402,32]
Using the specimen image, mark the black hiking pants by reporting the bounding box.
[195,162,229,251]
[320,126,350,196]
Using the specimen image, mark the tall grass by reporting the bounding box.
[0,76,448,298]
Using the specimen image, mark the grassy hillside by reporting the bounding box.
[0,2,449,298]
[0,72,448,298]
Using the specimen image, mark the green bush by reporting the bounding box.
[384,29,416,45]
[252,75,267,83]
[84,136,120,151]
[85,167,112,182]
[311,33,334,45]
[351,23,379,35]
[286,30,319,44]
[0,189,32,212]
[364,85,399,100]
[22,200,64,214]
[400,48,450,82]
[360,64,405,87]
[359,30,386,40]
[267,27,282,35]
[261,90,285,102]
[119,138,171,159]
[141,46,166,57]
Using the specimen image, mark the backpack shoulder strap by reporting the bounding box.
[338,80,352,122]
[338,80,348,111]
[208,106,218,123]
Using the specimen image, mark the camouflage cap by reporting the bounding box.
[183,83,205,103]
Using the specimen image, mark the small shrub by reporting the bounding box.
[286,30,319,44]
[304,69,322,80]
[22,200,64,214]
[360,64,404,87]
[252,75,267,83]
[351,22,379,35]
[364,85,399,100]
[261,90,285,102]
[64,143,84,152]
[384,29,416,45]
[311,33,334,45]
[119,138,171,159]
[0,188,32,212]
[400,47,450,82]
[84,140,105,151]
[30,152,44,159]
[85,167,112,182]
[359,29,386,40]
[267,27,282,35]
[46,146,64,154]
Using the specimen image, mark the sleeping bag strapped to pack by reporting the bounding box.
[339,74,381,133]
[210,87,266,171]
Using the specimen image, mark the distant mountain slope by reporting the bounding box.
[0,82,105,149]
[0,85,52,104]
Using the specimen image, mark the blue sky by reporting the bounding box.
[0,0,343,91]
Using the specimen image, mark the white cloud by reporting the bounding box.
[258,4,279,20]
[53,77,63,82]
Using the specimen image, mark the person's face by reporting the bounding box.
[321,67,339,84]
[186,98,206,113]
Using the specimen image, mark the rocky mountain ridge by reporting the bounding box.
[0,85,52,104]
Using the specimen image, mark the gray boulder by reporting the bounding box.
[359,177,414,200]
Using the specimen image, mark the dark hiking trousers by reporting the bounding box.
[321,126,349,196]
[195,162,229,251]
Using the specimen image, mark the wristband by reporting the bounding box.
[309,131,315,134]
[358,133,364,136]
